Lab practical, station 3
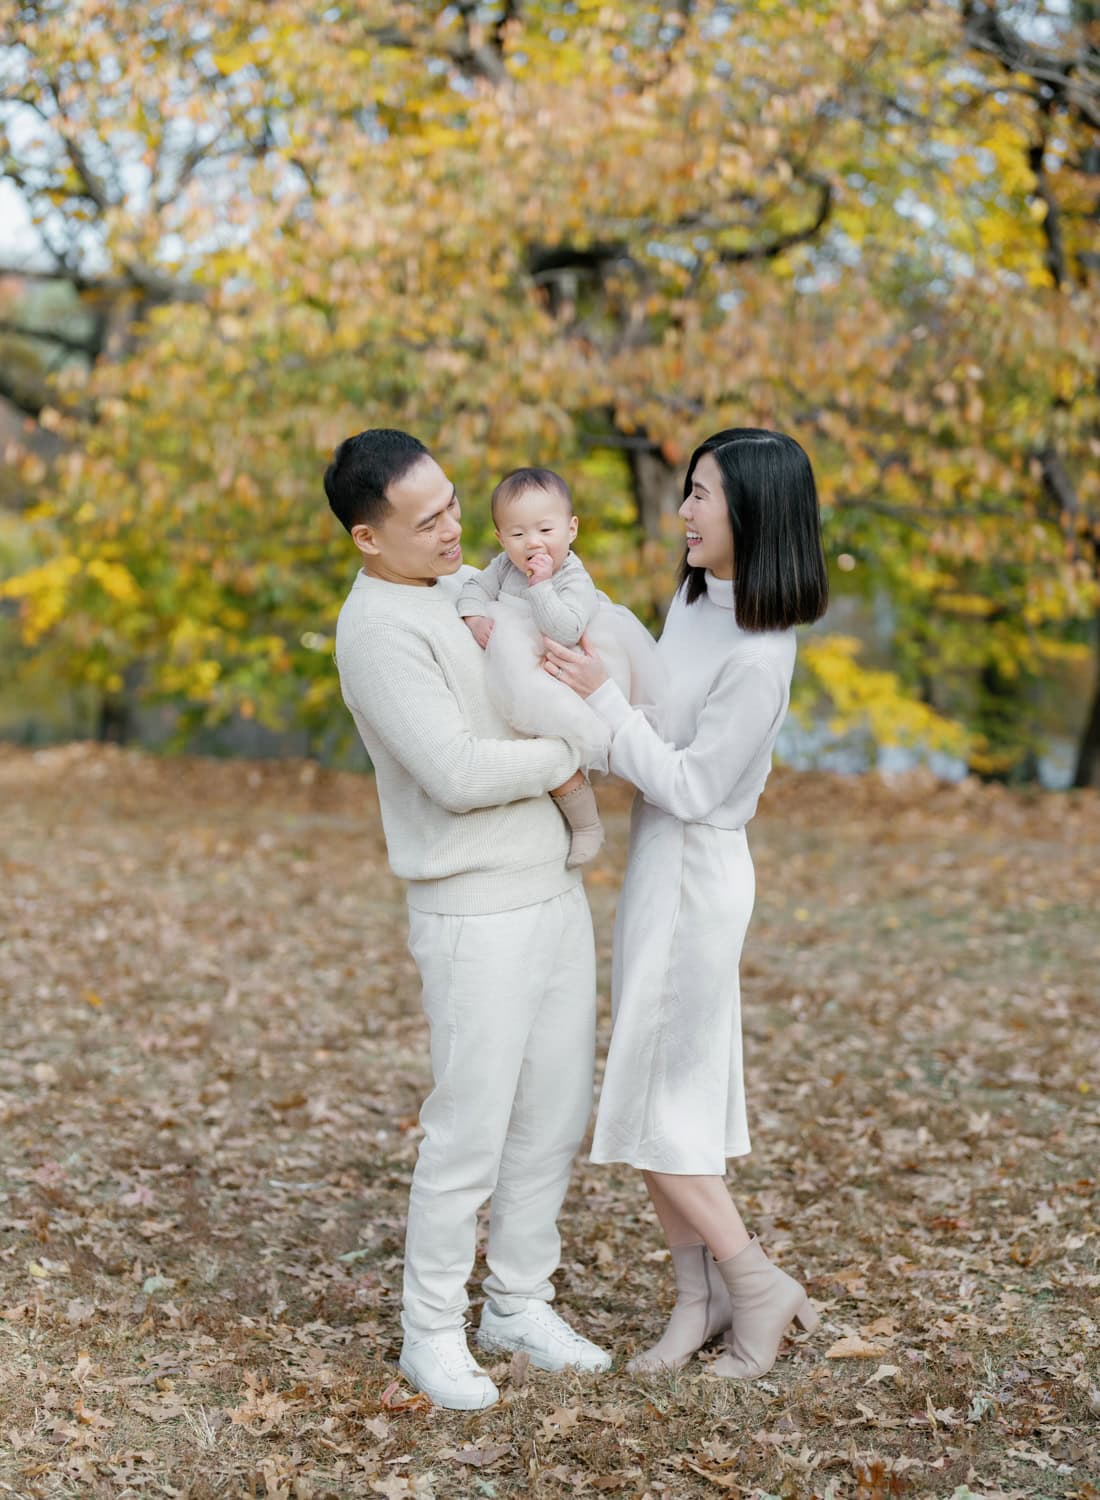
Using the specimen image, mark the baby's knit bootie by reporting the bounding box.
[552,779,605,868]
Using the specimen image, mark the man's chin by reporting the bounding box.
[436,550,463,574]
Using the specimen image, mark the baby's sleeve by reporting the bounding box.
[527,557,600,645]
[456,554,504,617]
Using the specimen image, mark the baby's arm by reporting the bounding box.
[457,555,505,648]
[527,556,601,646]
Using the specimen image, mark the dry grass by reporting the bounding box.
[1,744,1098,1500]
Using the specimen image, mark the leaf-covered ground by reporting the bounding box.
[1,744,1097,1500]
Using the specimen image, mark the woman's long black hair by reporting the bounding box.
[677,428,829,631]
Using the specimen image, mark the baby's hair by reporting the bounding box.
[491,467,572,526]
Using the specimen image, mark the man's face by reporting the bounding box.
[352,456,463,586]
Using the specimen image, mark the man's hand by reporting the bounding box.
[525,552,554,584]
[464,615,495,649]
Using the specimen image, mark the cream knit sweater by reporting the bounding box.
[335,568,581,915]
[587,572,795,828]
[456,551,600,646]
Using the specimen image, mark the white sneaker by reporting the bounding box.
[398,1329,499,1410]
[477,1299,612,1373]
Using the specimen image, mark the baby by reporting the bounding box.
[458,467,660,867]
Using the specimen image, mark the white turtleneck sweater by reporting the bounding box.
[335,568,580,914]
[586,572,795,828]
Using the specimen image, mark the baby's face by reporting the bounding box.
[495,487,579,577]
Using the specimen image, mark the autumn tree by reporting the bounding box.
[1,0,1097,778]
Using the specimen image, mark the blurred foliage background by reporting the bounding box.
[0,0,1097,783]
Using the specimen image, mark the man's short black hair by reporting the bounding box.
[324,429,431,533]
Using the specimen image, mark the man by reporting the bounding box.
[326,429,609,1410]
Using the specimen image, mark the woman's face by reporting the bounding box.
[679,451,734,579]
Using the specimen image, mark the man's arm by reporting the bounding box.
[340,621,578,813]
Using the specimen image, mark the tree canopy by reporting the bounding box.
[1,1,1098,778]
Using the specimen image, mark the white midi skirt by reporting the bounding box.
[591,796,756,1174]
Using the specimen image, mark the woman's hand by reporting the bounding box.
[542,634,609,697]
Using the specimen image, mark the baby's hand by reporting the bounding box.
[464,615,494,649]
[526,552,554,584]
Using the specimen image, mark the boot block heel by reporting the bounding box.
[793,1299,819,1333]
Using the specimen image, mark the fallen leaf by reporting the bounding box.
[826,1335,888,1359]
[540,1404,581,1439]
[271,1092,308,1111]
[447,1443,511,1467]
[681,1459,742,1492]
[379,1380,431,1413]
[369,1477,413,1500]
[74,1399,113,1430]
[509,1350,530,1388]
[128,1397,187,1422]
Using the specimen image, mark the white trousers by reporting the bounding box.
[401,885,596,1338]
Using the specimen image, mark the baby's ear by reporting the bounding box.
[568,514,579,540]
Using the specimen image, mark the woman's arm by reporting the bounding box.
[543,635,785,822]
[589,659,785,822]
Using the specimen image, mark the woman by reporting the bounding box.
[543,428,829,1379]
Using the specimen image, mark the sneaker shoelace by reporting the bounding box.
[428,1333,487,1379]
[525,1303,593,1349]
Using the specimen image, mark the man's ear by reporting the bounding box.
[351,522,381,558]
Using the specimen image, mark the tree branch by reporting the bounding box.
[714,174,833,263]
[962,1,1100,129]
[1028,134,1069,287]
[46,75,113,211]
[0,317,97,355]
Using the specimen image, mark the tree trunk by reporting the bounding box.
[96,694,132,745]
[969,656,1041,784]
[626,445,681,543]
[1073,614,1100,788]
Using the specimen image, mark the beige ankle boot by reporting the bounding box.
[626,1243,732,1374]
[710,1236,818,1380]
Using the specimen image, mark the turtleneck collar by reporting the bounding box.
[704,571,734,610]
